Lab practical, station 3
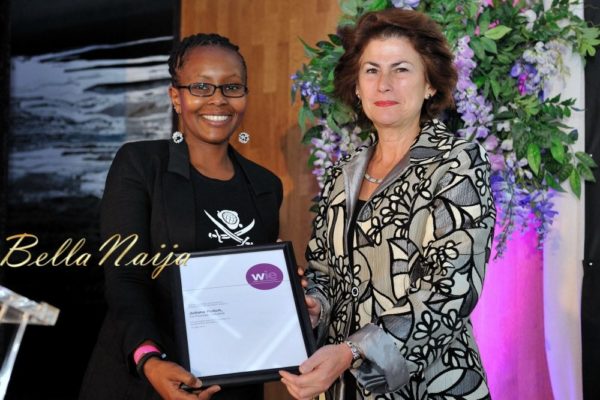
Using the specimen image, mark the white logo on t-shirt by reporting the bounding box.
[205,209,255,245]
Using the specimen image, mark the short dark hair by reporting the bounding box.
[334,9,457,127]
[168,33,248,85]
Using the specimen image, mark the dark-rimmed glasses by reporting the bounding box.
[175,82,248,98]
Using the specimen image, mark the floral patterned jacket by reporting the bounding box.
[306,120,496,400]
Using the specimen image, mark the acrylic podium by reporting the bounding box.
[0,285,59,398]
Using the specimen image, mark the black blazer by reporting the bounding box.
[80,140,282,399]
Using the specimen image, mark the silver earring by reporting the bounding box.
[172,131,183,144]
[238,131,250,144]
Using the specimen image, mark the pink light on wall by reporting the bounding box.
[472,225,554,400]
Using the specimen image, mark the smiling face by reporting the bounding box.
[169,46,247,147]
[356,36,435,133]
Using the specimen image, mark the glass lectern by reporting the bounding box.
[0,285,59,398]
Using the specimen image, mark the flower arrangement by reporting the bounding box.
[291,0,599,256]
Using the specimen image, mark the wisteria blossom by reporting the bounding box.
[510,61,541,96]
[311,122,365,188]
[453,36,494,139]
[510,39,569,99]
[392,0,420,9]
[291,76,329,106]
[291,0,599,257]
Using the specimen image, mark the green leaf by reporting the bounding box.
[568,129,579,142]
[331,106,353,126]
[307,152,318,167]
[326,112,340,133]
[575,151,597,168]
[569,168,581,198]
[291,83,297,105]
[557,163,574,182]
[470,38,486,61]
[328,34,342,46]
[496,53,512,64]
[365,0,388,12]
[577,163,596,182]
[467,1,479,18]
[340,0,358,16]
[481,37,498,54]
[302,125,323,144]
[545,172,566,192]
[478,11,491,34]
[309,203,320,213]
[299,38,319,58]
[316,41,334,50]
[484,25,512,41]
[550,140,566,164]
[298,105,308,133]
[527,143,542,175]
[490,79,501,99]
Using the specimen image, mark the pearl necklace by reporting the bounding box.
[364,172,383,184]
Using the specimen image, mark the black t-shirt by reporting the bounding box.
[191,160,269,251]
[190,160,266,400]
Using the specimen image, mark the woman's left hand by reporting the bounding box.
[279,344,353,400]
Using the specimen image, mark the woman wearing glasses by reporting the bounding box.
[80,34,282,400]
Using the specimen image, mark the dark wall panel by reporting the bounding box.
[3,1,175,398]
[583,1,600,399]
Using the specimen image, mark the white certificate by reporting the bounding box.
[173,242,315,386]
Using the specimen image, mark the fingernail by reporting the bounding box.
[195,378,203,387]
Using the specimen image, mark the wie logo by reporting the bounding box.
[245,263,283,290]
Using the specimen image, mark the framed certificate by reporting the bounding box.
[172,242,316,387]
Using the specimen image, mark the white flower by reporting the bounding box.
[501,139,513,151]
[521,9,537,30]
[497,121,511,132]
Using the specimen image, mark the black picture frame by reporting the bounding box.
[172,241,316,387]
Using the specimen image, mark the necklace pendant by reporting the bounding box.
[364,172,383,184]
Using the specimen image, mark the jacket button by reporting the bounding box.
[351,287,359,297]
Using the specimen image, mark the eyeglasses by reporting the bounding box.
[175,82,248,98]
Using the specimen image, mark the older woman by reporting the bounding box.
[281,8,495,400]
[80,33,282,400]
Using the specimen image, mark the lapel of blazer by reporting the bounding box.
[341,144,374,239]
[163,140,196,252]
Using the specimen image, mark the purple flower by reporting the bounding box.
[511,59,543,97]
[489,154,505,172]
[510,64,522,77]
[483,135,499,151]
[291,79,329,107]
[308,121,367,189]
[453,35,494,140]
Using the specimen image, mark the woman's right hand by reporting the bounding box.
[305,295,321,328]
[144,358,221,399]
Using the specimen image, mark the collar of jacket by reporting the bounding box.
[339,119,450,237]
[166,139,273,196]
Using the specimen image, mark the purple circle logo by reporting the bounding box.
[246,263,283,290]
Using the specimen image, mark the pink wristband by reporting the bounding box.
[133,345,161,365]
